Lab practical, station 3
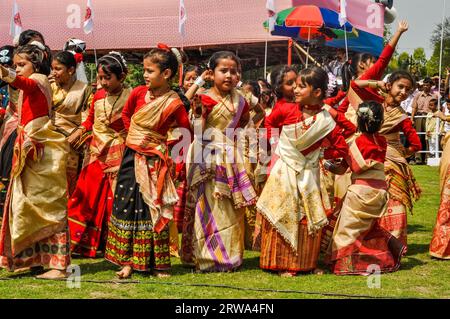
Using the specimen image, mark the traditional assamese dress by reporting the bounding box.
[105,86,190,272]
[51,80,93,195]
[378,106,421,247]
[181,90,257,272]
[68,87,131,257]
[429,132,450,259]
[0,85,18,221]
[328,133,406,275]
[257,103,349,273]
[0,71,70,271]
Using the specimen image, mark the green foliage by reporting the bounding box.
[428,17,450,76]
[83,63,145,88]
[0,167,448,299]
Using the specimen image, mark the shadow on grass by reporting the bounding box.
[408,224,428,234]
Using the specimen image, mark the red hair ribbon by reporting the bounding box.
[157,43,171,52]
[74,53,83,64]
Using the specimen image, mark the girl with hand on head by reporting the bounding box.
[354,71,422,248]
[50,51,93,195]
[67,52,131,258]
[104,44,191,279]
[181,51,257,272]
[0,44,70,279]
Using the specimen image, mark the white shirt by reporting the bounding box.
[401,89,418,114]
[444,103,450,132]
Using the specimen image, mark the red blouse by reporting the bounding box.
[10,76,49,127]
[200,93,250,129]
[265,102,349,159]
[354,133,387,163]
[392,117,422,152]
[81,89,125,133]
[338,44,395,113]
[122,85,191,135]
[324,90,347,108]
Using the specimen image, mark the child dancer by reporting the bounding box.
[0,44,70,279]
[326,101,406,275]
[51,51,93,195]
[353,71,422,247]
[257,67,349,276]
[105,45,190,278]
[67,52,131,258]
[181,51,257,272]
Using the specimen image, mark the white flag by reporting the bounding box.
[83,0,94,34]
[10,1,22,39]
[179,0,187,37]
[266,0,276,32]
[339,0,347,27]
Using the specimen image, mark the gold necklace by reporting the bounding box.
[103,89,123,126]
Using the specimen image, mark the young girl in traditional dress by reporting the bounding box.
[181,51,257,272]
[429,112,450,259]
[51,51,93,195]
[257,67,350,276]
[353,71,421,248]
[0,44,70,279]
[67,52,131,258]
[0,45,19,221]
[104,45,190,279]
[326,101,406,275]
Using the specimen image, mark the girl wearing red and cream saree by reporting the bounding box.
[0,45,70,279]
[105,46,190,278]
[50,51,93,195]
[353,71,421,248]
[67,52,131,258]
[429,113,450,259]
[327,101,406,275]
[257,67,350,276]
[181,52,257,272]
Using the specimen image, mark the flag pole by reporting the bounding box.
[435,0,446,165]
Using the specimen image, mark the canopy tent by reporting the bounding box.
[0,0,293,50]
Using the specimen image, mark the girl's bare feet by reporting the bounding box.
[313,268,324,275]
[36,269,68,279]
[116,265,132,279]
[279,271,296,277]
[154,270,170,278]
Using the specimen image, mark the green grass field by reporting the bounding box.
[0,166,448,299]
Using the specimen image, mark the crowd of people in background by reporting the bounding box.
[0,20,448,281]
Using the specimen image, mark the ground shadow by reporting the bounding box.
[408,224,428,234]
[406,243,430,256]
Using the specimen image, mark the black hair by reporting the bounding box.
[97,52,128,79]
[357,101,384,134]
[298,66,329,99]
[270,65,297,99]
[14,44,49,76]
[341,52,374,92]
[18,30,45,46]
[0,45,15,67]
[387,70,416,90]
[18,30,52,75]
[53,51,77,70]
[257,78,272,90]
[144,48,185,80]
[422,77,433,85]
[172,86,191,112]
[429,98,438,106]
[242,80,261,97]
[208,51,241,72]
[184,64,203,77]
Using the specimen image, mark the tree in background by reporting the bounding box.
[84,63,145,88]
[427,17,450,76]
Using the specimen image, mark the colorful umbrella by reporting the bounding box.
[263,5,358,42]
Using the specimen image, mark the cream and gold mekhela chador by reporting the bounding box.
[181,90,257,272]
[0,74,69,271]
[51,80,93,195]
[378,107,421,247]
[257,111,335,272]
[328,140,406,275]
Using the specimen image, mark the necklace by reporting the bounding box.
[103,88,124,126]
[212,89,235,115]
[295,106,317,138]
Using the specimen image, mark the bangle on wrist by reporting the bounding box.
[368,80,378,89]
[78,126,86,133]
[194,77,205,88]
